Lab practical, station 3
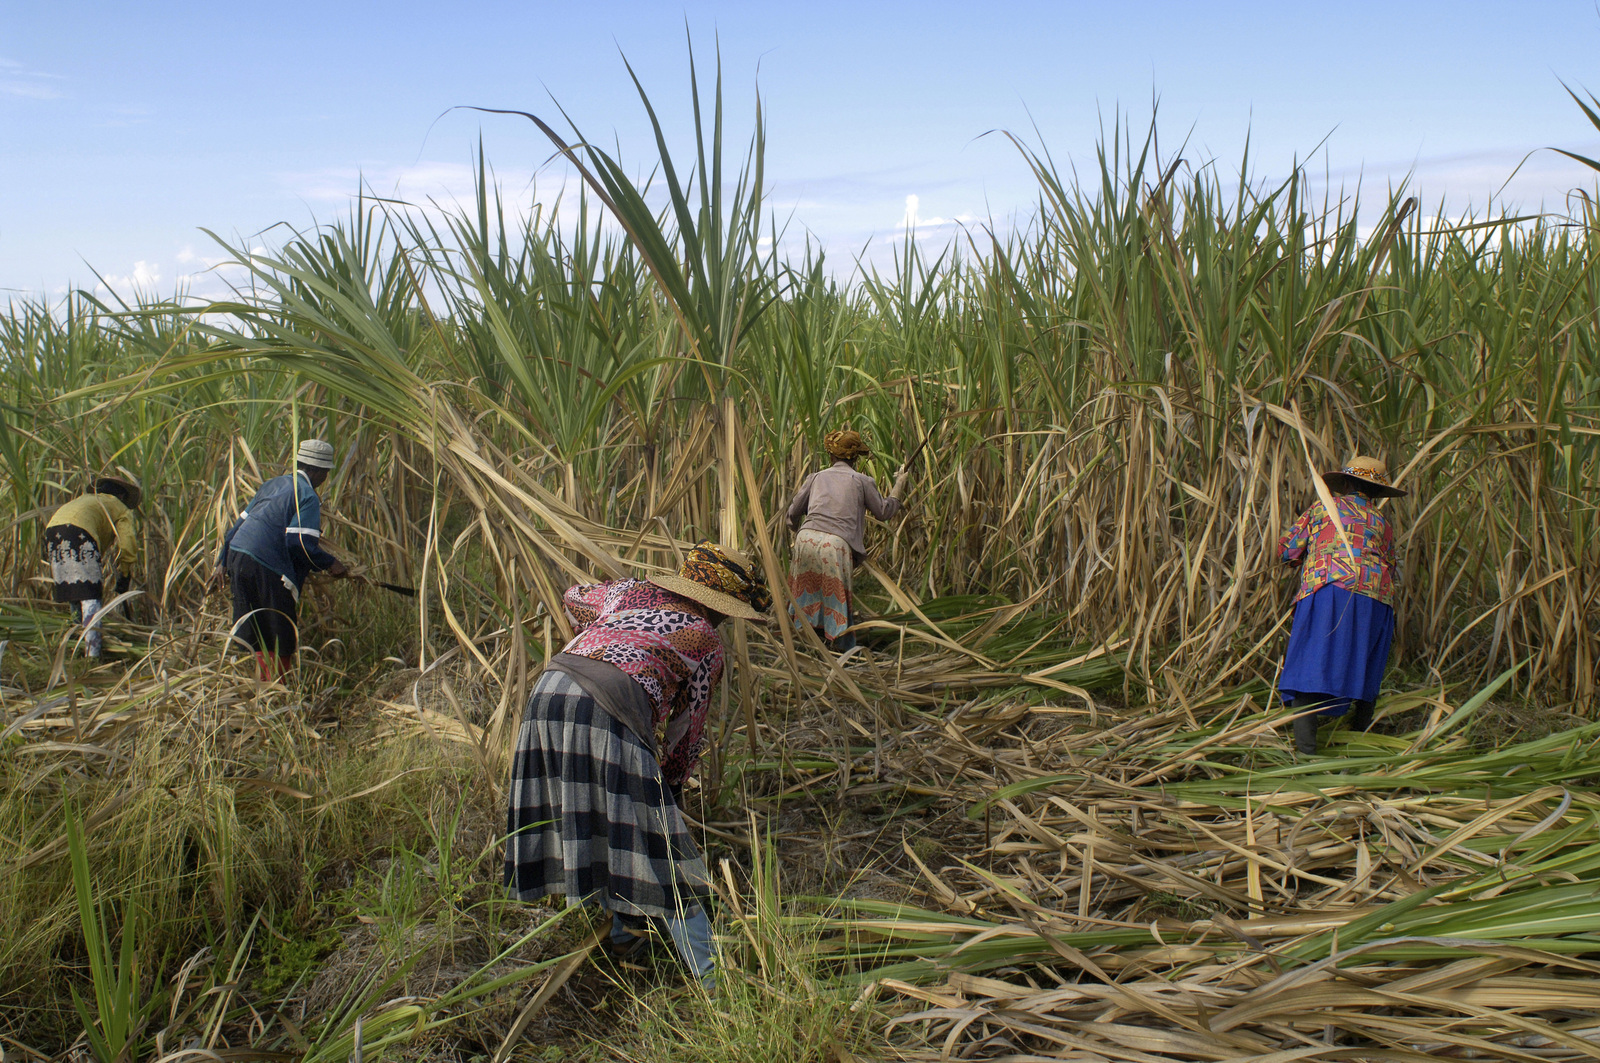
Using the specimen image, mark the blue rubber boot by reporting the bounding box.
[80,599,104,659]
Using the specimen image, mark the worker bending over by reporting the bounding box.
[45,476,143,659]
[213,439,360,681]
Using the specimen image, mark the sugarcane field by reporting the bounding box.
[6,16,1600,1063]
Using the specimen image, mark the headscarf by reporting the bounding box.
[824,428,870,462]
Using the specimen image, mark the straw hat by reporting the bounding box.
[1323,455,1406,498]
[95,476,143,510]
[296,439,336,469]
[649,541,772,622]
[824,428,871,462]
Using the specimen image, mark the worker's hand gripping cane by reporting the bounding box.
[892,464,911,500]
[328,558,369,586]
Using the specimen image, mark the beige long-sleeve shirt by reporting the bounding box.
[786,461,902,563]
[47,493,140,576]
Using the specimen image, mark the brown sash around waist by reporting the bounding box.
[547,651,658,758]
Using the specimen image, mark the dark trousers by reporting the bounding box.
[227,551,299,659]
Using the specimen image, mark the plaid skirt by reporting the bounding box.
[789,528,853,639]
[504,669,710,919]
[45,524,104,603]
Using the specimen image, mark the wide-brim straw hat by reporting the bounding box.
[649,541,771,621]
[296,439,336,469]
[96,475,143,510]
[1323,455,1406,498]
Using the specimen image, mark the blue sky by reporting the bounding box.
[4,1,1600,300]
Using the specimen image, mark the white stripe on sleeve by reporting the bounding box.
[285,527,321,537]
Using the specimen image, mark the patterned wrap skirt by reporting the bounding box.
[45,524,104,603]
[789,528,853,640]
[505,669,710,919]
[1280,583,1395,717]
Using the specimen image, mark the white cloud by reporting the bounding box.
[96,260,162,294]
[101,105,153,128]
[898,192,976,232]
[283,159,605,248]
[290,160,483,206]
[1,81,62,100]
[0,57,65,100]
[79,256,251,306]
[1291,142,1600,230]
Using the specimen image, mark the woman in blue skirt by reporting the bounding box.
[1278,456,1405,755]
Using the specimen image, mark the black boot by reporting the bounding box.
[1348,701,1373,732]
[1293,714,1318,755]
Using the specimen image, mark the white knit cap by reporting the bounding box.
[296,439,335,469]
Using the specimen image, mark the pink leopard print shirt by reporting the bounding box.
[560,579,725,785]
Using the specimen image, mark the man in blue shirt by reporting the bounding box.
[213,439,360,680]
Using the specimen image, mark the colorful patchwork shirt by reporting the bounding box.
[1278,494,1398,606]
[561,579,725,786]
